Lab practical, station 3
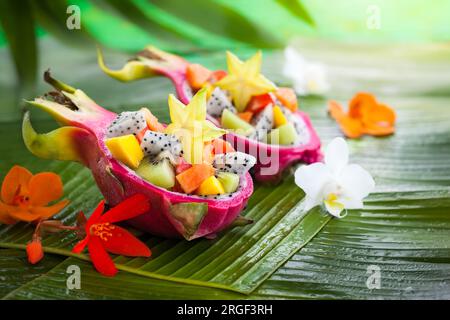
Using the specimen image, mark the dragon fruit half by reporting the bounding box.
[98,47,322,182]
[22,72,254,240]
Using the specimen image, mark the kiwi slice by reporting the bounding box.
[221,109,254,136]
[267,123,299,145]
[217,172,240,193]
[136,157,175,189]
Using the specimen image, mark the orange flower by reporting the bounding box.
[0,165,69,224]
[26,237,44,264]
[328,92,396,139]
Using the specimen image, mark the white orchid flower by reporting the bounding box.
[295,137,375,218]
[283,46,329,96]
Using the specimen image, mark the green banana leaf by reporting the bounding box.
[1,38,450,299]
[276,0,315,26]
[0,152,330,294]
[3,189,450,299]
[150,0,284,48]
[0,249,63,298]
[0,253,244,300]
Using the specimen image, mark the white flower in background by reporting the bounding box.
[283,46,329,96]
[295,137,375,218]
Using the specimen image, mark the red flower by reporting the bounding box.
[72,194,151,276]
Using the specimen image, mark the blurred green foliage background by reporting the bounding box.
[1,0,449,99]
[2,0,450,50]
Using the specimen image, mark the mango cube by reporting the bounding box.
[273,105,288,127]
[196,176,225,196]
[105,134,144,169]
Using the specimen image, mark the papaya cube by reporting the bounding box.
[176,164,214,194]
[246,93,274,113]
[186,64,212,90]
[237,111,254,123]
[141,107,165,132]
[212,139,235,154]
[275,87,298,112]
[105,135,144,169]
[210,70,227,83]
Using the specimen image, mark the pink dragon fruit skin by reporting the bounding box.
[223,111,322,182]
[22,72,254,240]
[98,47,322,182]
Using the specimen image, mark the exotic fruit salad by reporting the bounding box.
[22,72,255,240]
[98,47,322,182]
